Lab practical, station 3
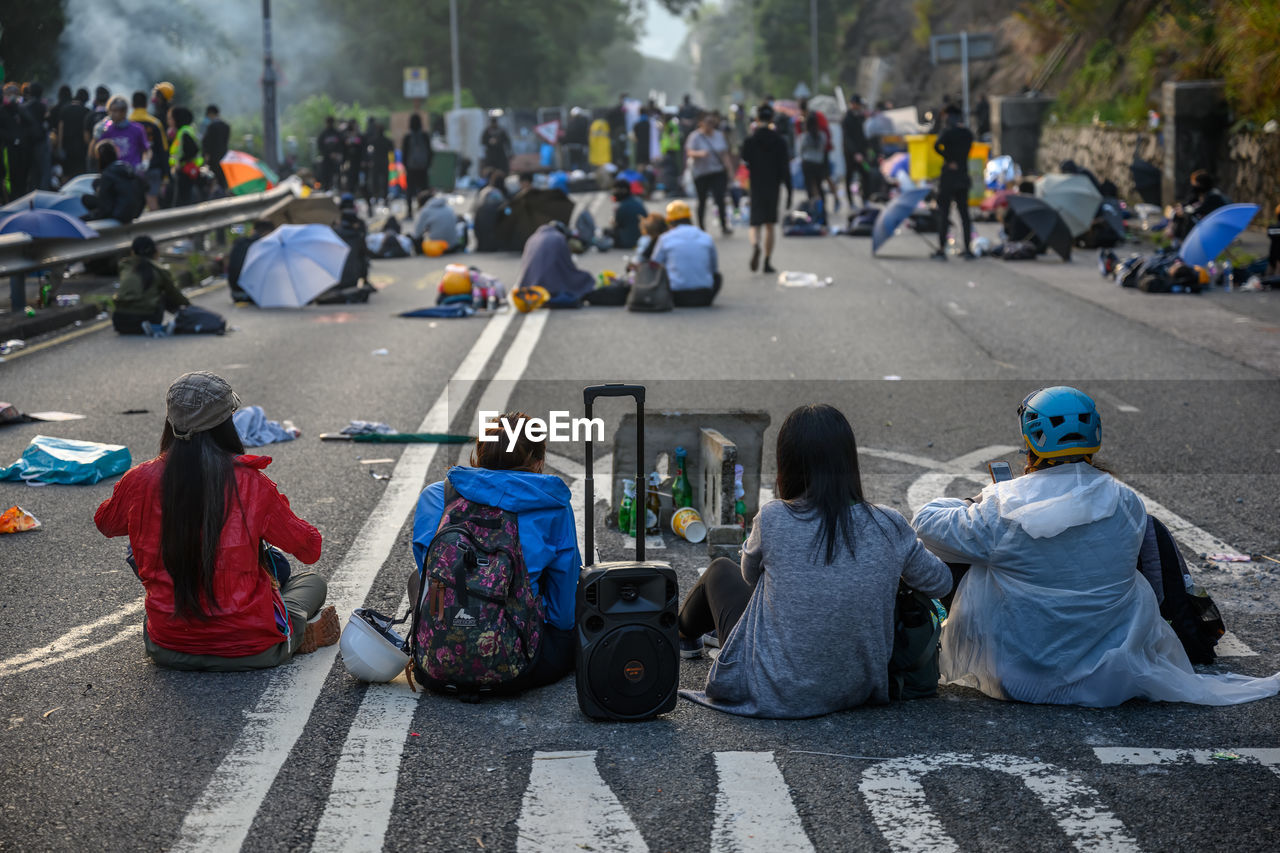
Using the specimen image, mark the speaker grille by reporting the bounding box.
[584,582,598,607]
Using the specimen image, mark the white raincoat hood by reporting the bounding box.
[990,463,1121,539]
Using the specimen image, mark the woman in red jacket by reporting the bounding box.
[95,371,337,670]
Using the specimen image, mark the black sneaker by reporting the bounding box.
[931,249,948,261]
[961,250,977,260]
[762,260,777,274]
[749,245,760,272]
[679,636,703,659]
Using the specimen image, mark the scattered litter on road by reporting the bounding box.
[777,271,832,288]
[410,732,420,737]
[1204,553,1251,562]
[42,706,63,719]
[322,431,471,444]
[371,348,390,356]
[967,281,977,288]
[0,506,41,533]
[1211,751,1240,761]
[370,469,392,481]
[1254,554,1280,566]
[341,420,394,436]
[0,436,131,485]
[24,411,85,422]
[121,409,150,415]
[0,339,26,355]
[883,375,902,381]
[358,458,395,465]
[234,406,301,447]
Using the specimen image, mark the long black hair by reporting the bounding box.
[159,417,245,620]
[775,404,867,564]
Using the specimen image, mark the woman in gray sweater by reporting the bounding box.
[679,404,951,718]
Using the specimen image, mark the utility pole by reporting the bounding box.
[449,0,462,111]
[261,0,280,169]
[810,0,819,94]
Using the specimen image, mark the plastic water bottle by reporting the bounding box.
[1222,260,1234,291]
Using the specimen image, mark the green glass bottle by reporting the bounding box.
[733,464,747,538]
[671,446,693,509]
[619,478,636,536]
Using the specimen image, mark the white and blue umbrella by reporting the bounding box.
[1,190,89,218]
[872,187,931,255]
[239,223,351,308]
[1178,203,1259,268]
[0,207,99,239]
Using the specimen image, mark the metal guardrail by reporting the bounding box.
[1,185,295,282]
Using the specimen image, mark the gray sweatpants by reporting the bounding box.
[144,572,329,672]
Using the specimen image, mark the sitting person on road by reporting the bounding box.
[604,178,647,250]
[411,411,580,694]
[651,200,721,307]
[81,140,147,224]
[911,386,1280,707]
[1166,170,1230,243]
[471,173,508,253]
[95,372,336,671]
[412,190,466,254]
[110,236,189,336]
[679,404,952,718]
[227,219,274,302]
[514,221,595,300]
[630,214,668,268]
[1266,203,1280,279]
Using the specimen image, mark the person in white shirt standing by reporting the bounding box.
[685,113,733,237]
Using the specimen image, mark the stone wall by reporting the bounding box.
[1222,132,1280,221]
[1037,126,1163,204]
[1037,124,1280,219]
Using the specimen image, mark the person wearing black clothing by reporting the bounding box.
[24,83,53,191]
[341,120,364,195]
[317,117,344,191]
[58,89,91,181]
[365,120,394,209]
[933,105,975,260]
[972,95,991,139]
[842,96,870,207]
[401,113,433,215]
[81,141,146,223]
[84,86,110,172]
[0,83,36,201]
[563,107,590,170]
[632,109,651,167]
[740,105,792,274]
[479,112,512,179]
[227,220,275,302]
[202,105,230,192]
[606,94,629,166]
[1265,204,1280,279]
[1167,170,1230,242]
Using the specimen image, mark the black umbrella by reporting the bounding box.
[1006,195,1073,261]
[1130,158,1162,206]
[1098,198,1125,241]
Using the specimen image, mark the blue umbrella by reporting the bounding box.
[872,187,931,255]
[1,190,89,218]
[1178,203,1259,267]
[0,208,99,239]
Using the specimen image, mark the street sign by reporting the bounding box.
[929,32,996,64]
[403,67,429,99]
[535,120,560,145]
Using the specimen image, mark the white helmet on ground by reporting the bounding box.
[339,608,410,682]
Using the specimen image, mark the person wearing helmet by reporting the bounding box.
[408,411,581,693]
[151,81,174,131]
[651,199,720,306]
[95,372,336,671]
[911,387,1280,707]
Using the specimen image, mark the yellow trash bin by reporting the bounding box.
[968,141,991,205]
[906,134,943,182]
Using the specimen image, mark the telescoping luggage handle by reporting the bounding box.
[583,384,645,566]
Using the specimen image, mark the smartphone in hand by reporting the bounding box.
[989,461,1013,483]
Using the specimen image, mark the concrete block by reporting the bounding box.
[611,410,770,526]
[990,94,1055,174]
[707,544,743,563]
[1161,81,1229,210]
[706,524,744,545]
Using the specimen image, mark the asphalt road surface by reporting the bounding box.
[2,196,1278,852]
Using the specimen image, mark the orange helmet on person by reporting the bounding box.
[665,199,692,223]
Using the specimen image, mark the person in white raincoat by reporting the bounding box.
[912,386,1279,707]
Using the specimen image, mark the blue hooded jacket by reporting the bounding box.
[412,466,581,631]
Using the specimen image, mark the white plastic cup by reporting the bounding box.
[671,507,707,543]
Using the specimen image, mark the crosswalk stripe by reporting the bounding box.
[712,752,815,853]
[517,751,648,852]
[1093,747,1280,779]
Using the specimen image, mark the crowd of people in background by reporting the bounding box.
[1,78,238,216]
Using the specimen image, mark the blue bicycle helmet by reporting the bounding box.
[1018,386,1101,459]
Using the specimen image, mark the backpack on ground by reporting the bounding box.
[406,131,431,171]
[409,483,543,694]
[626,260,674,312]
[172,304,227,335]
[888,582,943,700]
[1139,516,1225,664]
[999,240,1038,260]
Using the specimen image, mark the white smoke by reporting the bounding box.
[57,0,339,120]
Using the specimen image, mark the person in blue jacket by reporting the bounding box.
[411,411,581,692]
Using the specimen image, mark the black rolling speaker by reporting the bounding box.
[574,384,680,721]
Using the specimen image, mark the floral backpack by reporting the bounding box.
[409,484,544,695]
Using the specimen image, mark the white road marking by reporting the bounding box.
[1092,389,1141,413]
[1215,632,1258,657]
[0,598,144,677]
[1093,747,1280,779]
[174,310,524,852]
[307,312,549,853]
[859,752,1140,852]
[311,597,414,853]
[945,300,968,317]
[517,750,648,853]
[711,752,815,853]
